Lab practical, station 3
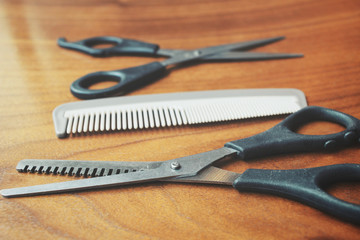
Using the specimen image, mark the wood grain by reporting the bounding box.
[0,0,359,239]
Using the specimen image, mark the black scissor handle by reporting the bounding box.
[70,62,166,99]
[225,106,360,160]
[233,164,360,225]
[58,36,159,57]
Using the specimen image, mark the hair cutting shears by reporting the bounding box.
[58,36,303,99]
[1,106,360,224]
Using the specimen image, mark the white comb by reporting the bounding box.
[53,89,307,138]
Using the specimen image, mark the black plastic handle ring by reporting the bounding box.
[58,36,159,57]
[233,164,360,225]
[70,62,166,99]
[225,106,360,160]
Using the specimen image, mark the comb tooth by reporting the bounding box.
[66,115,74,134]
[229,102,237,120]
[77,114,84,133]
[231,103,239,119]
[169,107,177,126]
[87,113,94,132]
[217,103,227,121]
[111,110,116,131]
[185,106,195,124]
[138,110,144,129]
[174,108,182,125]
[195,105,204,123]
[121,110,127,130]
[82,113,89,133]
[163,107,172,126]
[192,106,201,123]
[230,103,239,120]
[256,102,266,116]
[198,105,207,123]
[148,109,154,128]
[72,114,79,134]
[94,112,100,132]
[203,104,212,122]
[214,103,224,120]
[105,111,110,131]
[231,102,241,118]
[158,107,166,127]
[248,101,258,117]
[130,110,134,129]
[206,104,216,122]
[201,104,211,123]
[222,103,231,120]
[115,110,120,130]
[133,110,138,129]
[180,109,188,125]
[100,111,105,131]
[202,104,211,122]
[153,108,161,127]
[142,109,149,128]
[127,110,133,130]
[215,104,224,121]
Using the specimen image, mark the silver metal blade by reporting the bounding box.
[165,166,241,185]
[157,49,303,61]
[1,148,237,198]
[203,52,304,61]
[17,159,157,177]
[0,167,170,198]
[161,36,286,66]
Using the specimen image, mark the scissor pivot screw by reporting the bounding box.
[344,131,357,143]
[324,140,337,151]
[170,161,181,170]
[193,50,201,56]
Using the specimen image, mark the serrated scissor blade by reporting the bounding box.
[2,148,237,198]
[16,159,156,177]
[1,163,175,197]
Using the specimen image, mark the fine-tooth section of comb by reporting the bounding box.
[53,89,307,138]
[17,159,157,178]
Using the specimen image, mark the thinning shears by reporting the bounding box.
[58,36,303,99]
[1,106,360,224]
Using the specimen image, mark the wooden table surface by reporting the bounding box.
[1,0,359,239]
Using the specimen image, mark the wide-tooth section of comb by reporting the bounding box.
[16,159,157,178]
[53,89,307,138]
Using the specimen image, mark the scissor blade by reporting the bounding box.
[0,165,174,198]
[203,52,304,61]
[165,166,241,185]
[161,36,286,66]
[1,148,237,198]
[16,159,159,177]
